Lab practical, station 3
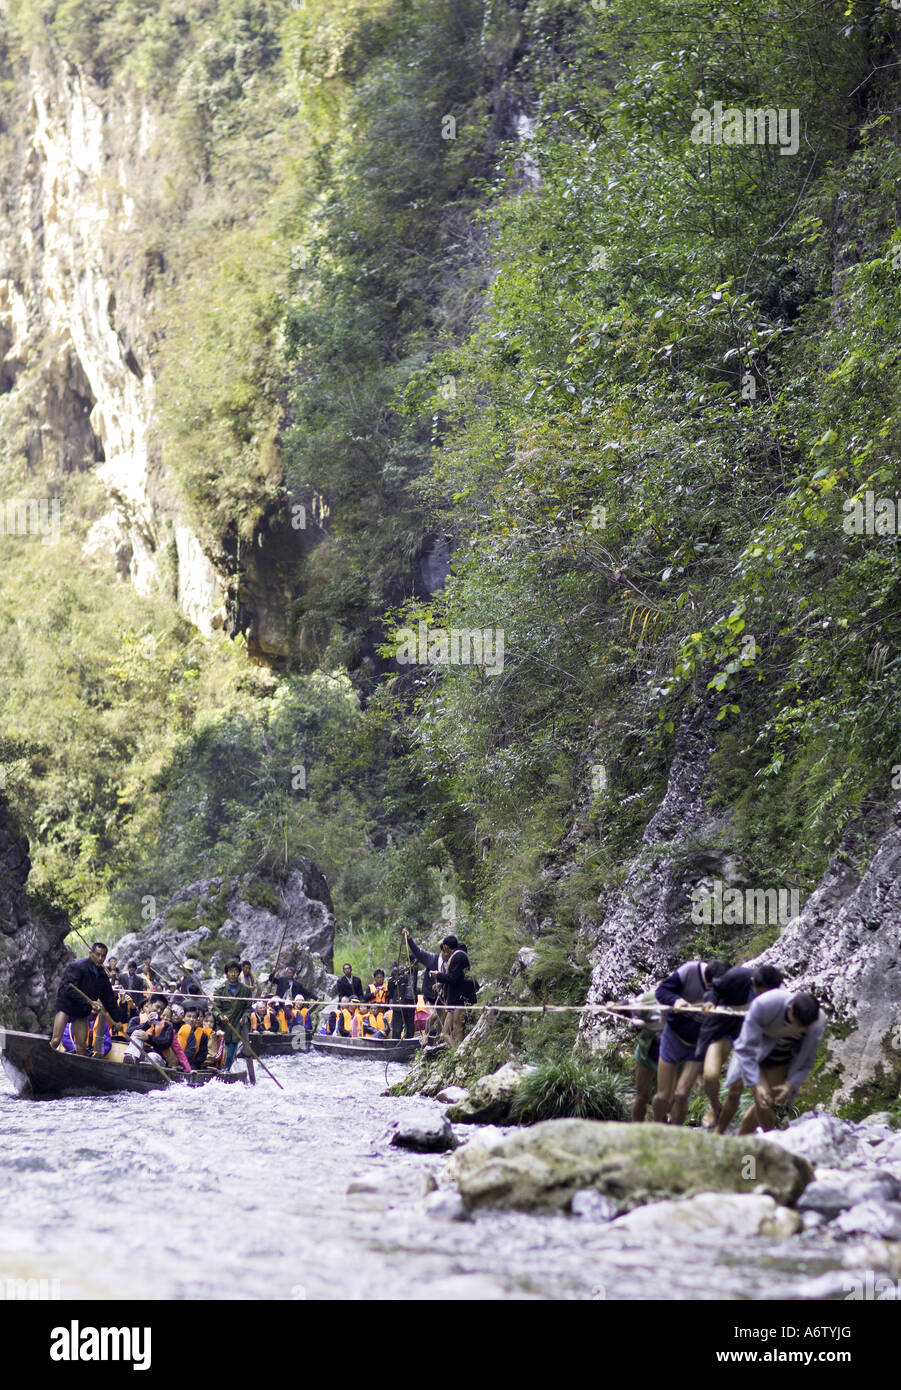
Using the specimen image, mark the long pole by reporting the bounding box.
[156,931,283,1091]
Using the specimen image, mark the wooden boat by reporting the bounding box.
[0,1029,248,1100]
[241,1028,311,1058]
[311,1034,421,1062]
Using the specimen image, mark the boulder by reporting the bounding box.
[797,1182,853,1220]
[443,1119,812,1213]
[390,1113,459,1154]
[762,1114,865,1168]
[113,864,335,987]
[445,1062,537,1124]
[834,1201,901,1240]
[570,1189,618,1221]
[610,1193,800,1241]
[424,1189,470,1222]
[436,1086,469,1106]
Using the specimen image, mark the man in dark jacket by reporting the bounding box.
[216,959,253,1070]
[50,943,129,1055]
[336,963,363,1000]
[120,960,149,1007]
[404,929,474,1043]
[273,965,312,1001]
[388,962,417,1039]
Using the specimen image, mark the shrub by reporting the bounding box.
[510,1054,629,1125]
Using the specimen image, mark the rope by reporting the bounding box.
[116,989,748,1018]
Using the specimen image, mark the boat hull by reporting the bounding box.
[0,1029,247,1099]
[311,1035,420,1062]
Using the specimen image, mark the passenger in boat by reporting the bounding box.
[360,1003,390,1038]
[697,963,784,1130]
[652,959,729,1125]
[120,961,149,1007]
[202,1013,225,1069]
[178,1007,209,1069]
[719,989,825,1134]
[125,1006,168,1065]
[165,1006,193,1073]
[291,995,314,1032]
[240,960,257,993]
[172,961,205,1007]
[61,1010,112,1056]
[50,943,131,1056]
[337,963,363,1000]
[324,999,357,1036]
[364,970,389,1006]
[216,959,253,1069]
[273,965,313,1000]
[141,956,168,992]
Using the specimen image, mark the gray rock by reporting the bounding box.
[443,1119,812,1213]
[0,795,71,1029]
[763,1114,864,1168]
[846,1172,901,1205]
[436,1086,469,1106]
[860,1112,895,1128]
[610,1193,800,1241]
[390,1113,459,1153]
[113,864,335,988]
[800,1210,827,1231]
[445,1062,537,1124]
[570,1189,618,1221]
[424,1189,470,1222]
[834,1201,901,1240]
[797,1182,853,1219]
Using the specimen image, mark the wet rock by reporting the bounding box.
[436,1086,469,1106]
[390,1114,459,1153]
[424,1189,470,1222]
[610,1193,800,1241]
[444,1119,812,1213]
[570,1189,618,1221]
[762,1114,864,1168]
[846,1172,901,1205]
[797,1182,853,1219]
[800,1210,827,1231]
[445,1062,537,1124]
[860,1112,895,1128]
[834,1201,901,1240]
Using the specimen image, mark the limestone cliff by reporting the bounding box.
[0,49,224,630]
[0,793,71,1028]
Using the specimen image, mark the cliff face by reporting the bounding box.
[0,50,224,631]
[0,794,71,1029]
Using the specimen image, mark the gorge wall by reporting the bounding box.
[0,793,70,1029]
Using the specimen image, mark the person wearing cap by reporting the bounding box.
[216,959,253,1069]
[290,994,313,1032]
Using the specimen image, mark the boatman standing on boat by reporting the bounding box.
[49,942,129,1056]
[216,958,253,1070]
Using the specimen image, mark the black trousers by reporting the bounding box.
[391,1003,415,1039]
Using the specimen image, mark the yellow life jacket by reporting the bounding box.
[275,1008,289,1034]
[369,982,388,1005]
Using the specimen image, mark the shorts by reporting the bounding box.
[634,1032,660,1072]
[659,1021,702,1065]
[697,1015,742,1056]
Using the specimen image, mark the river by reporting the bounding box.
[0,1054,895,1301]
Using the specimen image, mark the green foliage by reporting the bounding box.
[510,1053,630,1124]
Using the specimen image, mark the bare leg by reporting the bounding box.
[670,1061,701,1126]
[652,1059,678,1122]
[703,1039,730,1125]
[737,1064,787,1134]
[715,1081,744,1134]
[70,1017,90,1056]
[632,1062,654,1122]
[49,1012,69,1050]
